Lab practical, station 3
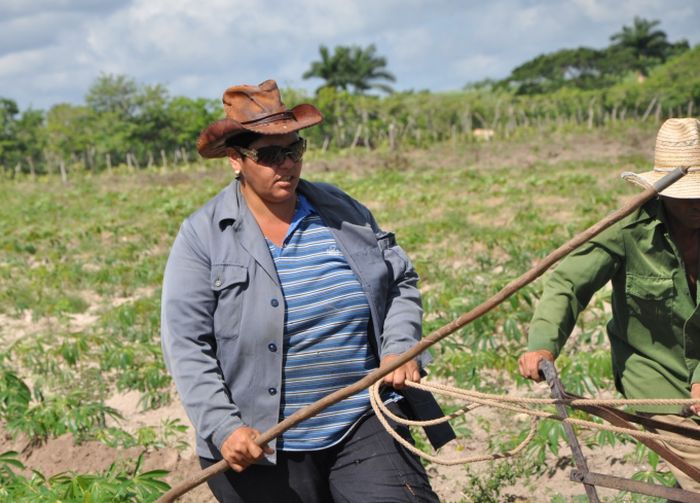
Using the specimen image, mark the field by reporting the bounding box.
[0,122,678,502]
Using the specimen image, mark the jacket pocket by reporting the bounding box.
[211,264,248,339]
[625,274,674,320]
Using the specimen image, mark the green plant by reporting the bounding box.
[6,390,122,444]
[0,452,170,502]
[462,460,526,503]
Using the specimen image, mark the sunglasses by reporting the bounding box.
[235,137,306,167]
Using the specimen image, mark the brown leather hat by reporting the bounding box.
[196,79,323,158]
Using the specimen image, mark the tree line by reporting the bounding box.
[1,18,698,177]
[0,75,221,177]
[497,17,689,94]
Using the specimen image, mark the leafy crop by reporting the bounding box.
[0,452,169,502]
[0,122,675,499]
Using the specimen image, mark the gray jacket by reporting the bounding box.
[161,179,454,460]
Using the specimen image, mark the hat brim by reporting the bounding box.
[197,103,323,158]
[621,169,700,199]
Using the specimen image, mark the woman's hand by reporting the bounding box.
[221,426,274,472]
[518,350,555,382]
[381,354,421,390]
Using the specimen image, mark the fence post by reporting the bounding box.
[350,124,362,149]
[26,157,36,179]
[641,96,657,121]
[587,100,595,130]
[60,160,68,184]
[388,123,397,151]
[654,100,662,123]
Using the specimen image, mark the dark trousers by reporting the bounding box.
[199,404,439,503]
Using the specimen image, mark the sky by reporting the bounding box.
[1,0,698,111]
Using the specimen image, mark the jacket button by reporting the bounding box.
[270,298,279,307]
[214,279,222,287]
[268,387,277,395]
[268,343,277,352]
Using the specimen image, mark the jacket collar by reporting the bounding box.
[215,180,279,284]
[215,180,244,230]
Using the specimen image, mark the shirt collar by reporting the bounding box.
[621,197,666,231]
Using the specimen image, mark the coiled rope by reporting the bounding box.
[369,380,700,465]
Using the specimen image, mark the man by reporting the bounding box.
[519,118,700,491]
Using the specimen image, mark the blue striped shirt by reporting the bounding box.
[267,195,378,451]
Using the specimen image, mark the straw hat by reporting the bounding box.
[622,118,700,199]
[197,80,323,158]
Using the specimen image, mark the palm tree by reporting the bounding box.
[609,17,671,76]
[303,44,396,94]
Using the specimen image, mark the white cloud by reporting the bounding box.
[573,0,666,22]
[0,0,698,109]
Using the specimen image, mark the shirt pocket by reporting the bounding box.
[625,274,675,321]
[211,263,248,340]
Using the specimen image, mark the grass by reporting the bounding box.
[0,121,674,501]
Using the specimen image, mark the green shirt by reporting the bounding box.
[529,199,700,413]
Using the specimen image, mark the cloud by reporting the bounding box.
[573,0,665,22]
[0,0,698,110]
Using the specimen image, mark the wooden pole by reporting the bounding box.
[59,160,68,184]
[641,96,657,121]
[350,124,362,149]
[157,168,688,503]
[26,157,36,179]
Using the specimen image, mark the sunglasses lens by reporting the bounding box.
[255,147,283,166]
[255,139,305,166]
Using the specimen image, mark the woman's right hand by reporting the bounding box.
[518,349,555,382]
[221,426,274,472]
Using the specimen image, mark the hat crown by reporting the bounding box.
[222,80,288,124]
[654,118,700,169]
[196,78,323,158]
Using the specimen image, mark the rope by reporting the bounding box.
[369,380,700,466]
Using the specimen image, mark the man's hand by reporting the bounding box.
[381,354,421,390]
[518,349,555,382]
[691,383,700,415]
[221,426,274,472]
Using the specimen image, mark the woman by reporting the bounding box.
[161,80,452,502]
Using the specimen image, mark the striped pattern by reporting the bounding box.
[269,196,377,451]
